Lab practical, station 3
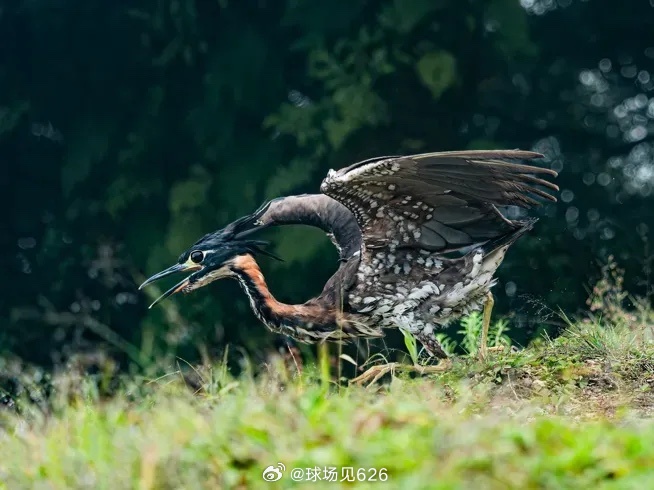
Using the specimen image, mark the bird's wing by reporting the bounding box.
[319,150,558,253]
[240,194,363,260]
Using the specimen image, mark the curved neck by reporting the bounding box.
[229,255,330,338]
[254,195,362,260]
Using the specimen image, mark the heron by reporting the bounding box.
[140,150,558,375]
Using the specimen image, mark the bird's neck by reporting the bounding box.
[229,255,379,343]
[229,255,324,336]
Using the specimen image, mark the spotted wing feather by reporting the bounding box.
[319,150,558,252]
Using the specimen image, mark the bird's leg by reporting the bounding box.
[350,330,451,386]
[479,291,495,361]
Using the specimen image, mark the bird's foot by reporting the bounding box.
[350,358,452,386]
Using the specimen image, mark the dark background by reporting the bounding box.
[1,0,653,374]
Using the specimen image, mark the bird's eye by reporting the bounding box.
[190,251,204,264]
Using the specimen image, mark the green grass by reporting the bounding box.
[1,314,654,489]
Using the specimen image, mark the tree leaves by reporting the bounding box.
[4,0,653,372]
[61,123,111,197]
[416,51,457,100]
[168,166,212,216]
[0,101,29,138]
[379,0,446,34]
[485,0,537,59]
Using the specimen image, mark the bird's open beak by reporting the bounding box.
[139,263,201,309]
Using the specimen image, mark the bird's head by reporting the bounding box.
[139,206,280,308]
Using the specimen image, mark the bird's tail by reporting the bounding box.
[473,218,538,283]
[482,217,538,256]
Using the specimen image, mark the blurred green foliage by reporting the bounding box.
[1,0,653,372]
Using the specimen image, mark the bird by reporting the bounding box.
[139,150,558,375]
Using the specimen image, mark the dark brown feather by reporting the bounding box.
[320,150,558,254]
[201,150,557,348]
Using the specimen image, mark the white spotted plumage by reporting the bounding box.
[315,152,557,356]
[175,151,555,355]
